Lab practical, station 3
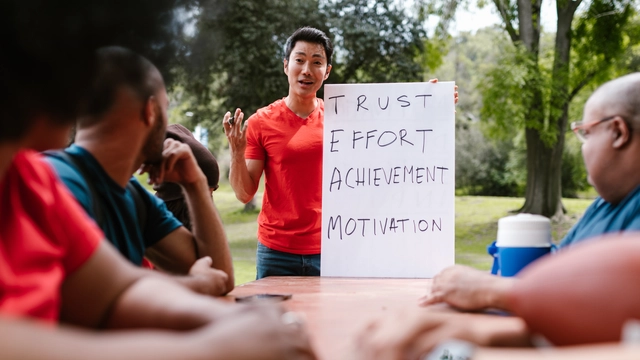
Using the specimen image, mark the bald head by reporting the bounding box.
[580,73,640,205]
[79,46,164,127]
[588,72,640,128]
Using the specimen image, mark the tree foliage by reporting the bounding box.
[570,0,636,94]
[174,0,427,153]
[439,28,586,198]
[322,0,426,83]
[478,42,544,141]
[455,118,520,196]
[423,0,639,217]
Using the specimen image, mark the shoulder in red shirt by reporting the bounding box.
[0,150,103,322]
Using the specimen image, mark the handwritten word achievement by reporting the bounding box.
[321,82,455,278]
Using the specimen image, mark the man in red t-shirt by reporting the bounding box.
[223,27,458,279]
[224,27,333,278]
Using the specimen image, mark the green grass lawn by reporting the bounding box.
[214,183,262,284]
[214,182,594,285]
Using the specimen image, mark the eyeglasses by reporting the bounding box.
[570,115,618,143]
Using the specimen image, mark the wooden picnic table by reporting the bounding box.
[227,276,444,360]
[228,276,639,360]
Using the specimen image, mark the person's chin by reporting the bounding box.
[589,178,605,198]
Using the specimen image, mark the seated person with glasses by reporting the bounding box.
[420,72,640,313]
[570,114,620,143]
[350,72,640,360]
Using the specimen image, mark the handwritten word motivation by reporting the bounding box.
[327,93,433,115]
[329,128,435,153]
[327,215,443,240]
[329,165,449,192]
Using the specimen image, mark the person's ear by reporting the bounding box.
[283,59,289,76]
[324,64,332,81]
[142,96,157,128]
[612,117,631,148]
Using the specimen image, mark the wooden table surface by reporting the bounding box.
[228,277,435,360]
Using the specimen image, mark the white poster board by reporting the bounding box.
[321,82,455,278]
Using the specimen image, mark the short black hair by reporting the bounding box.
[283,27,333,65]
[81,46,161,122]
[0,0,182,142]
[0,1,98,141]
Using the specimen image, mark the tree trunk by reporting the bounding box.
[520,128,563,217]
[519,74,562,218]
[518,0,580,218]
[515,0,553,216]
[516,0,541,54]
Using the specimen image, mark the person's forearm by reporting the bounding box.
[146,268,212,295]
[473,343,640,360]
[228,152,258,203]
[474,316,532,348]
[486,277,517,311]
[182,177,235,292]
[173,273,217,295]
[0,317,211,360]
[105,277,234,330]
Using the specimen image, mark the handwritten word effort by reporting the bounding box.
[329,128,436,153]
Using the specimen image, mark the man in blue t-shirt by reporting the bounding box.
[420,72,640,312]
[47,47,234,296]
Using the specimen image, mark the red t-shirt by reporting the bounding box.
[245,98,323,254]
[0,150,102,323]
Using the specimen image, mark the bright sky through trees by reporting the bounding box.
[436,0,568,34]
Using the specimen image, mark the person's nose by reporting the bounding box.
[301,61,311,75]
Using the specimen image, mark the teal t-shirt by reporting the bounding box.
[560,186,640,248]
[46,145,182,265]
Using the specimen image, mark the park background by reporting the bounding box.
[136,0,640,284]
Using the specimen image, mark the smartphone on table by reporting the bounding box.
[235,294,292,303]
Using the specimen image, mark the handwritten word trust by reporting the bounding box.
[327,93,433,115]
